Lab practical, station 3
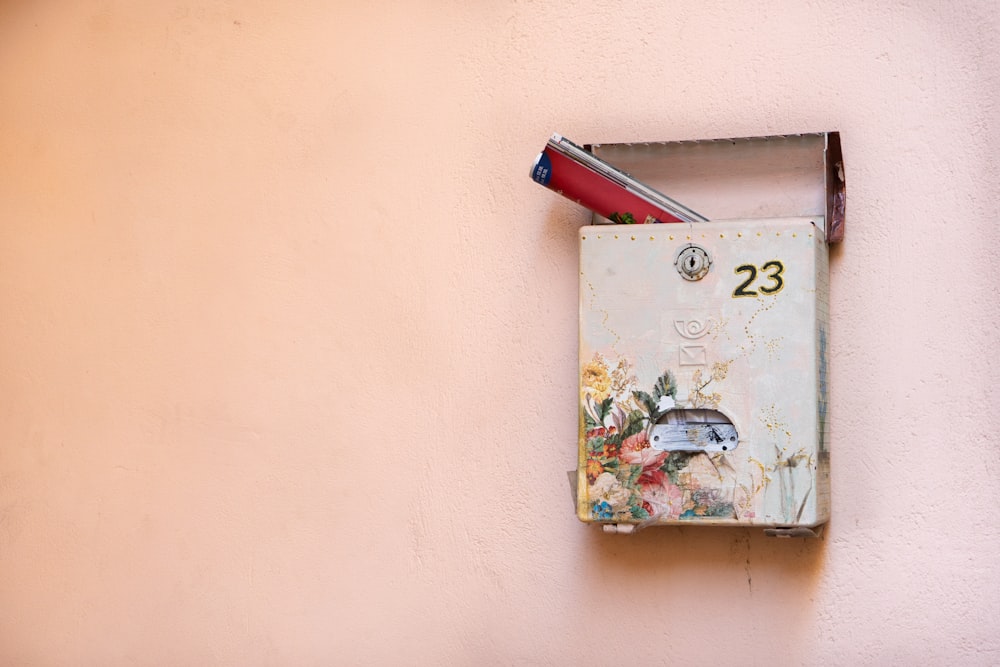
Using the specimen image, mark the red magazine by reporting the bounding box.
[531,134,707,224]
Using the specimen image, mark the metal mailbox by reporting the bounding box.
[574,133,843,536]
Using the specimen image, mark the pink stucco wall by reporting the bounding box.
[1,2,998,664]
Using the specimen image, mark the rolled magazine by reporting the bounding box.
[530,133,707,224]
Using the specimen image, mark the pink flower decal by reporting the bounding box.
[640,476,685,519]
[620,431,667,470]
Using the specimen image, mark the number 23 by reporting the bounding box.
[733,261,785,297]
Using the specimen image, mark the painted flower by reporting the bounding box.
[711,361,730,382]
[622,431,649,452]
[589,472,631,513]
[587,441,618,461]
[592,500,613,520]
[624,447,667,470]
[592,501,614,520]
[586,458,604,483]
[690,390,722,409]
[581,354,612,401]
[619,430,648,454]
[610,357,638,400]
[586,426,607,439]
[640,476,685,519]
[620,431,667,470]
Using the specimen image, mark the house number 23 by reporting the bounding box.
[732,261,785,298]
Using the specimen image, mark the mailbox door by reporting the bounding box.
[578,218,830,528]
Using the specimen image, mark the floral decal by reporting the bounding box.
[582,353,737,522]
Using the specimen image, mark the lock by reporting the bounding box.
[674,244,711,280]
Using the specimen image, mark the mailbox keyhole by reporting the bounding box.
[674,244,711,281]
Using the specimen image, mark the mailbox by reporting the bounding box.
[573,133,844,536]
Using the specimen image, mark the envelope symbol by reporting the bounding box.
[679,345,707,366]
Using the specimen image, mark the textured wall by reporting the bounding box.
[1,1,998,664]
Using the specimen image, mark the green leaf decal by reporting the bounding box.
[633,390,658,416]
[653,370,677,400]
